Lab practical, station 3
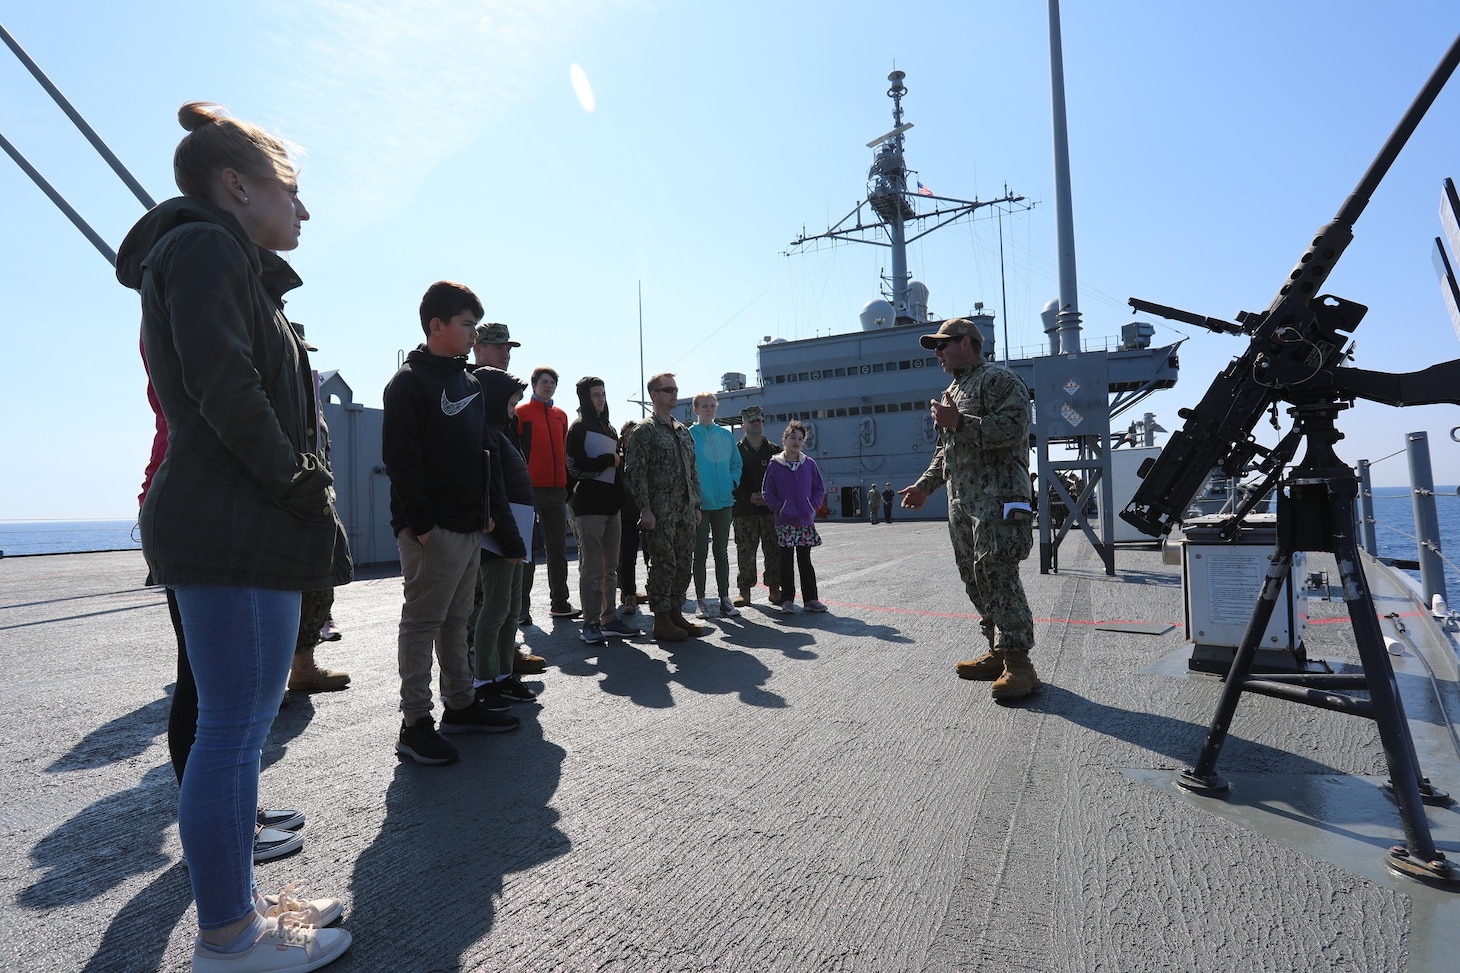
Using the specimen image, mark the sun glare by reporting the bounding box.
[570,63,595,112]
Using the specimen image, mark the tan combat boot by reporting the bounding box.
[990,651,1041,700]
[733,589,752,607]
[513,649,547,675]
[954,650,1004,681]
[671,608,707,637]
[288,648,351,692]
[653,612,689,642]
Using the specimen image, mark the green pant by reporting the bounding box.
[694,506,734,600]
[471,558,523,680]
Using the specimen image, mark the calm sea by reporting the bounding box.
[0,520,141,557]
[1368,487,1460,598]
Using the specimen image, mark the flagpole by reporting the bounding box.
[638,281,646,417]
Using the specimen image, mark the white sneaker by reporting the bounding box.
[695,599,711,618]
[257,881,343,927]
[718,598,740,618]
[192,915,351,972]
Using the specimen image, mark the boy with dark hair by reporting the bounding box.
[517,365,576,623]
[383,281,518,766]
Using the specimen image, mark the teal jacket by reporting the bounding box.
[689,422,743,511]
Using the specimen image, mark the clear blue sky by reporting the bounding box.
[3,1,1458,519]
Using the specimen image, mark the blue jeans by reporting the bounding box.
[173,585,300,930]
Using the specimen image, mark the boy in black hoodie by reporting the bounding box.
[471,368,541,707]
[383,281,519,766]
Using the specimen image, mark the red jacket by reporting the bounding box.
[516,397,569,489]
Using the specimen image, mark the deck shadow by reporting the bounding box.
[346,716,567,969]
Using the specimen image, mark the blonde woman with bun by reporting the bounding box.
[116,103,352,973]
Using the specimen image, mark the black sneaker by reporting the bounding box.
[549,604,582,618]
[440,701,520,734]
[518,611,533,628]
[397,716,460,765]
[473,684,513,712]
[496,675,539,703]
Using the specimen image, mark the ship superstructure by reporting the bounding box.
[677,66,1181,574]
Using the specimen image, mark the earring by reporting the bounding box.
[241,195,249,203]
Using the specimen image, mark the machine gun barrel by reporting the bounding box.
[1121,31,1460,538]
[1127,298,1244,335]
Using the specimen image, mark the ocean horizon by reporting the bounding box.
[0,519,141,557]
[7,489,1460,585]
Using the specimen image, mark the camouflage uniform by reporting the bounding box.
[732,425,782,597]
[623,413,701,613]
[914,361,1035,652]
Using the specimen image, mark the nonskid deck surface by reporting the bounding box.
[3,524,1458,972]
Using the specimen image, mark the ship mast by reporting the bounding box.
[869,72,915,325]
[787,71,1032,327]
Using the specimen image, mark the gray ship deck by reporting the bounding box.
[4,524,1459,971]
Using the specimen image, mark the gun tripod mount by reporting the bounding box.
[1174,395,1458,889]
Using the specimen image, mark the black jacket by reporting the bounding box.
[383,347,486,536]
[475,367,531,561]
[116,196,349,589]
[732,437,782,517]
[566,385,622,517]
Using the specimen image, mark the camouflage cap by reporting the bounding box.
[739,405,766,423]
[918,317,984,350]
[475,321,520,347]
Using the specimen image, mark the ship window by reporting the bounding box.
[835,407,848,417]
[834,367,847,377]
[904,402,918,411]
[898,360,911,370]
[773,374,784,384]
[798,372,809,381]
[871,363,885,373]
[873,404,886,414]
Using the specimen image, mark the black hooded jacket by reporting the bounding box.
[382,346,487,536]
[565,381,623,517]
[116,196,348,589]
[474,366,532,561]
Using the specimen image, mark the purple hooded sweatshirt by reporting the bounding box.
[762,453,825,528]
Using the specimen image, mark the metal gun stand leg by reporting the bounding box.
[1175,400,1459,889]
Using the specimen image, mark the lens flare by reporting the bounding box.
[570,63,595,113]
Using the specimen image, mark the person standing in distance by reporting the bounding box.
[867,483,880,525]
[517,367,577,623]
[897,317,1039,700]
[731,406,781,606]
[689,391,743,619]
[623,373,705,641]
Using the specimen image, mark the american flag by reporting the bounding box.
[916,181,933,196]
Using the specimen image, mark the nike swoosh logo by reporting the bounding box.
[440,390,481,416]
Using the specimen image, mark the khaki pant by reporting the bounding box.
[575,512,621,625]
[396,527,479,723]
